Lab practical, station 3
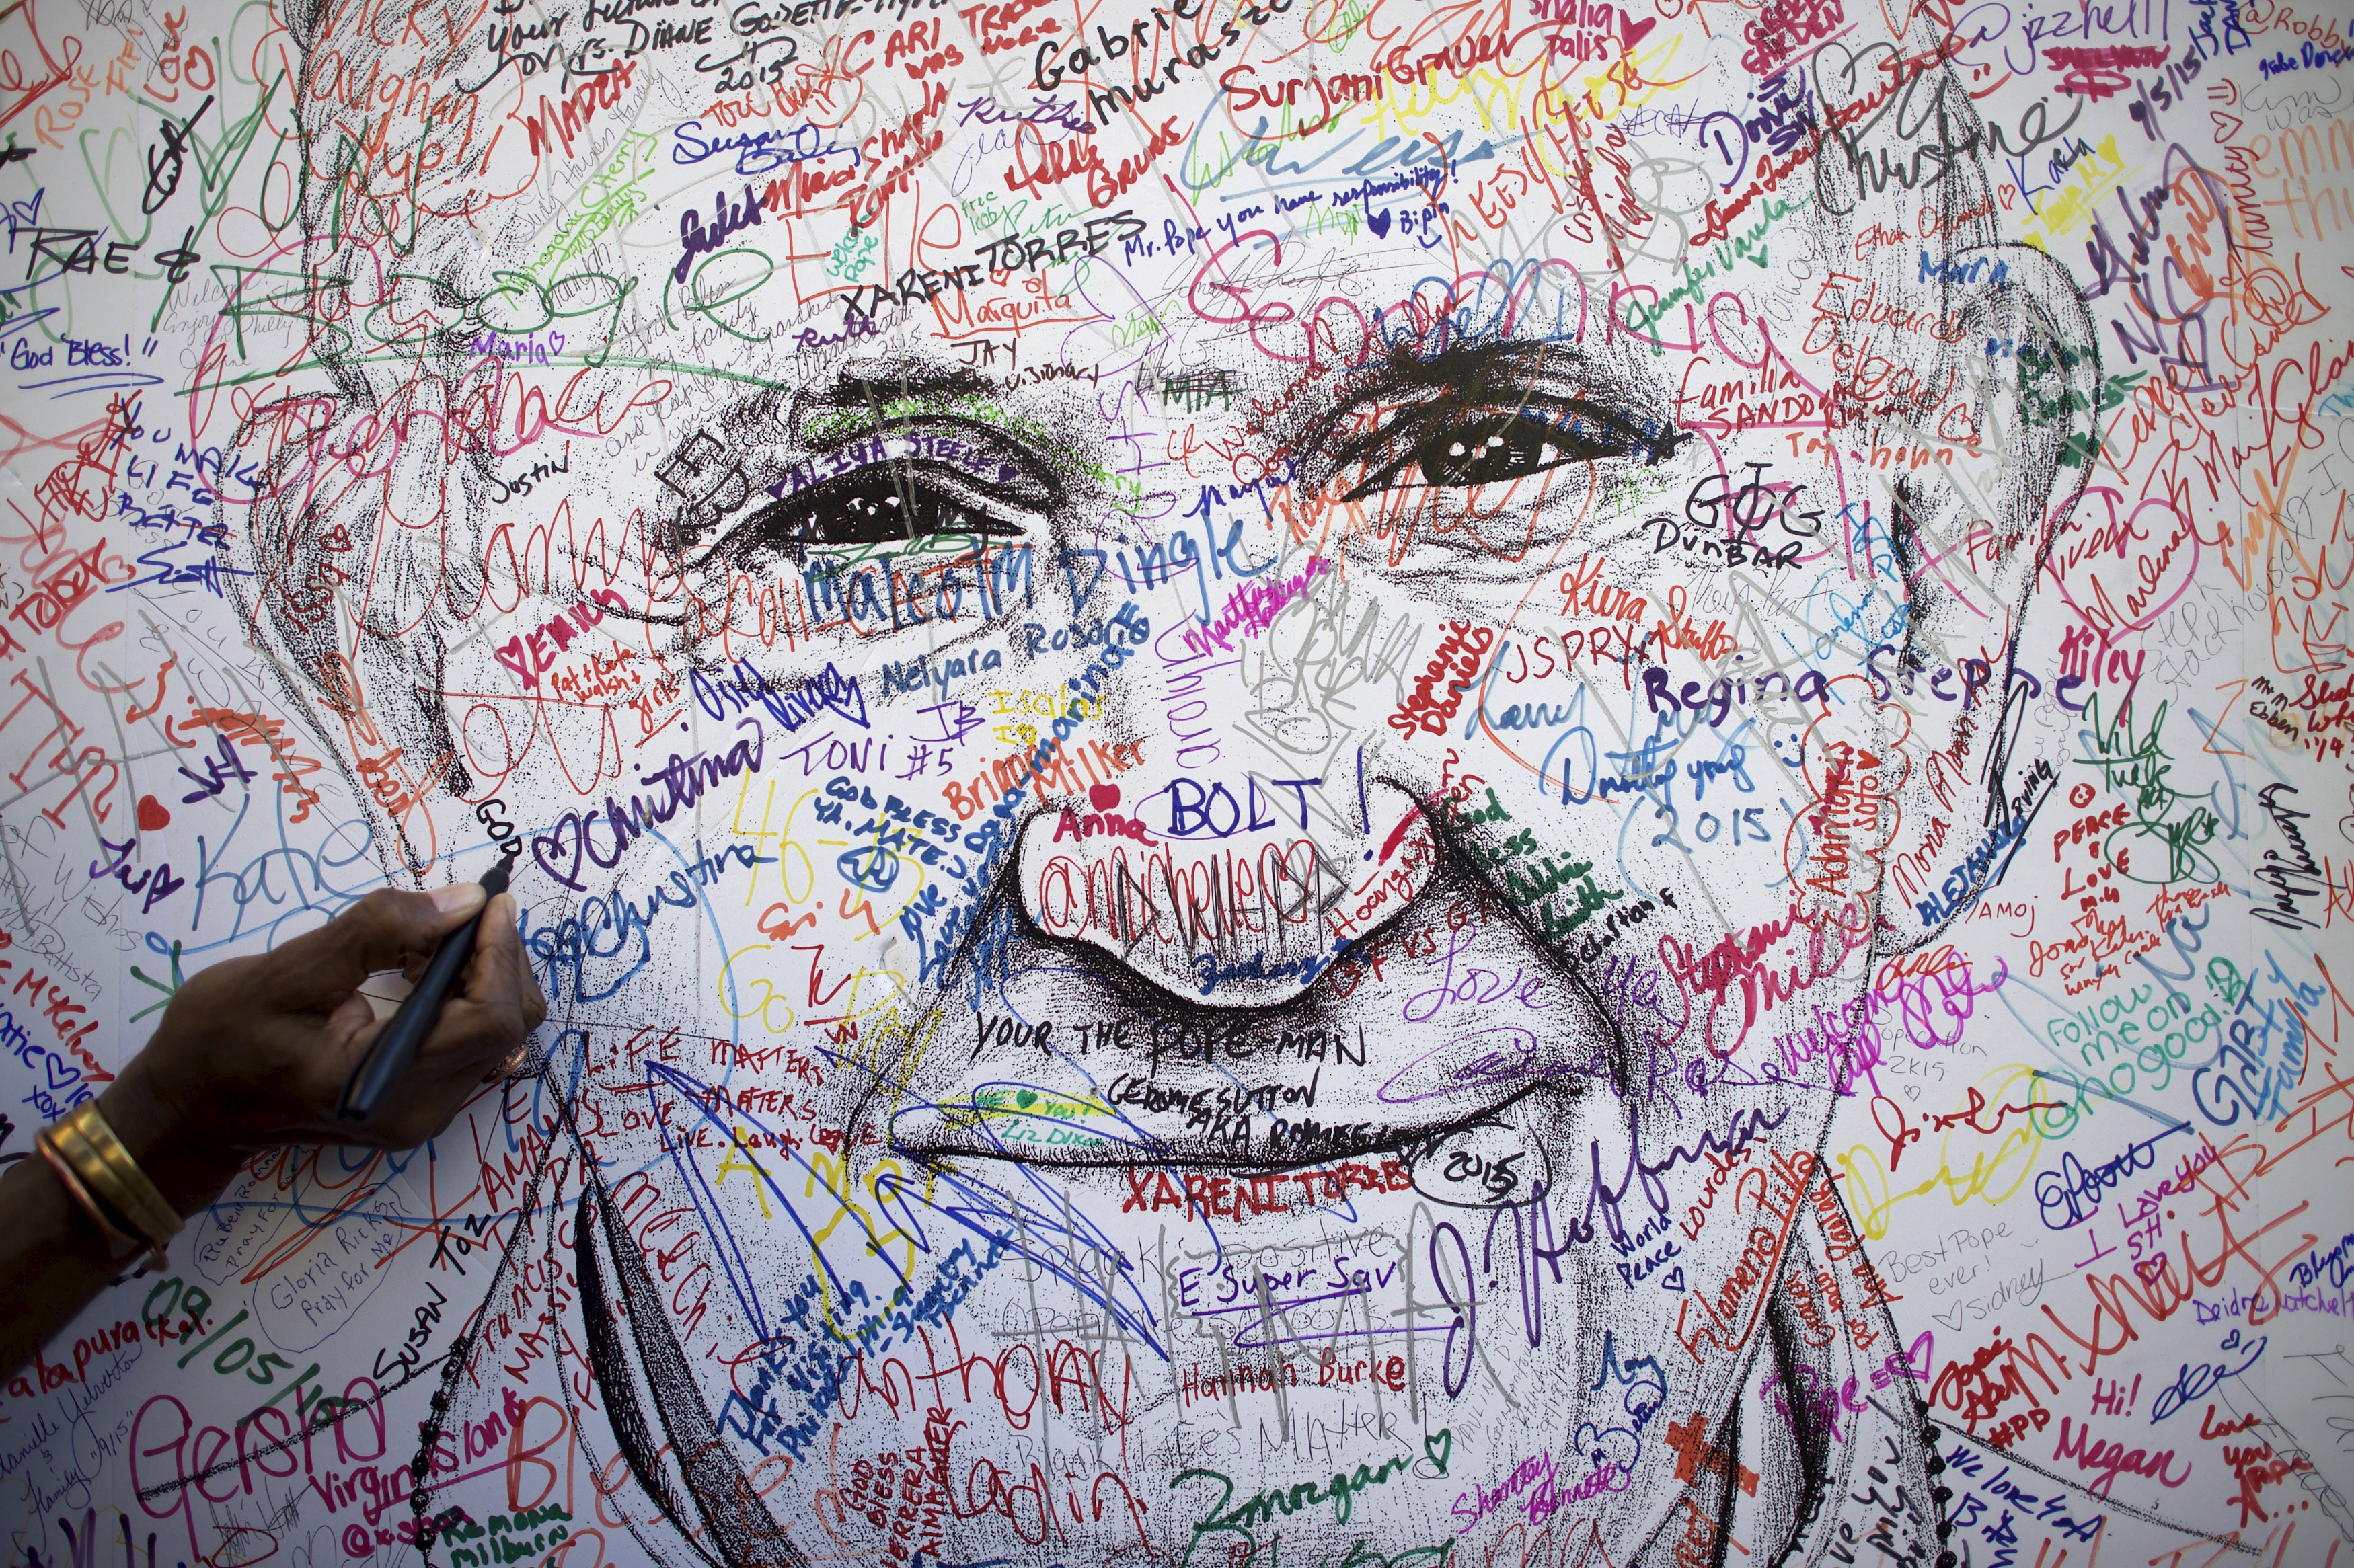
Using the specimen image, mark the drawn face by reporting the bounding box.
[252,1,2084,1559]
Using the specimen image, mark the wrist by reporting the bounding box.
[95,1065,247,1220]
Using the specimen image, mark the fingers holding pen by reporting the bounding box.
[488,893,549,1034]
[436,892,538,1075]
[125,876,547,1154]
[342,893,543,1146]
[480,899,548,1083]
[463,893,547,1081]
[287,885,492,1005]
[499,894,552,1035]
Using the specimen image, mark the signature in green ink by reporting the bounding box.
[2078,695,2220,884]
[1174,1429,1452,1563]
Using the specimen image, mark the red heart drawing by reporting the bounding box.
[136,795,172,832]
[1087,783,1120,813]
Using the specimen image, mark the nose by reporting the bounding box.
[1014,772,1433,1005]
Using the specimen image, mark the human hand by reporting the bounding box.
[98,886,548,1213]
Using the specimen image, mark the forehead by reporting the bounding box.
[411,0,1876,368]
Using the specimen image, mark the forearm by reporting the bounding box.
[0,1072,245,1381]
[0,1147,128,1380]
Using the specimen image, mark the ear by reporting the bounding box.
[1870,242,2098,957]
[221,397,465,883]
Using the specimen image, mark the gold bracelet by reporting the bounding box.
[39,1103,180,1270]
[34,1132,145,1261]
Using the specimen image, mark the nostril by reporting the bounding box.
[1013,778,1438,1004]
[1331,779,1442,936]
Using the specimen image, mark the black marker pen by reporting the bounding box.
[338,857,515,1123]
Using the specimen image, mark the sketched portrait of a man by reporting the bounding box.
[221,0,2098,1559]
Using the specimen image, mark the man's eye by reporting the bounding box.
[1340,406,1685,501]
[719,462,1027,563]
[1413,414,1624,488]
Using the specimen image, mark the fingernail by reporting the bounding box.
[432,882,488,916]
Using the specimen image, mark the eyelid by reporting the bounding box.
[824,455,1045,514]
[807,414,1068,510]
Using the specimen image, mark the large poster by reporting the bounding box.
[0,0,2349,1560]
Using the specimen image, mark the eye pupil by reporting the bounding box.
[1417,416,1579,488]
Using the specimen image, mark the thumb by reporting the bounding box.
[280,885,490,1003]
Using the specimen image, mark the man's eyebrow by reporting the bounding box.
[803,363,994,418]
[1333,340,1622,411]
[788,361,1051,458]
